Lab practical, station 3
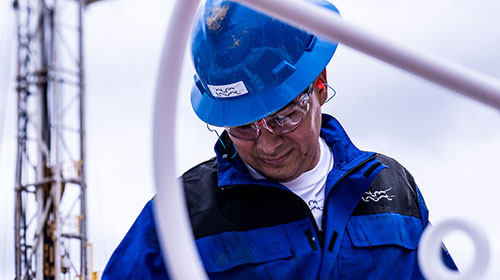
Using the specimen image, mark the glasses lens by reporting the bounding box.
[227,123,259,140]
[227,85,312,141]
[267,101,309,134]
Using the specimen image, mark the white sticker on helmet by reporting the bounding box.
[207,81,248,98]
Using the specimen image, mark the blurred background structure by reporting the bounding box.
[10,0,100,278]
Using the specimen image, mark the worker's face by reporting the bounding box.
[229,76,328,182]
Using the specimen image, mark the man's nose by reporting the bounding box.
[255,127,283,155]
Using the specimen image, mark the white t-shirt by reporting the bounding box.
[244,137,334,229]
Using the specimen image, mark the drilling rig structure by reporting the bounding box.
[13,0,93,278]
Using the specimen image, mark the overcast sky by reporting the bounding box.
[1,0,500,278]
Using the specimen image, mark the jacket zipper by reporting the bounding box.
[220,183,323,249]
[320,153,378,242]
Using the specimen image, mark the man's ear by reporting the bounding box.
[317,68,328,105]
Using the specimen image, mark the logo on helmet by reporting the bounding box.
[208,81,249,98]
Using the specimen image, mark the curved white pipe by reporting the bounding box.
[153,0,495,279]
[152,0,207,279]
[418,219,490,280]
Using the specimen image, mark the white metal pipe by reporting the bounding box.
[152,0,208,279]
[419,219,490,280]
[53,2,62,279]
[78,0,89,277]
[236,0,500,110]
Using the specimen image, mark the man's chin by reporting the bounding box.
[260,168,299,183]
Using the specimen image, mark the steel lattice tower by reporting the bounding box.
[13,0,90,278]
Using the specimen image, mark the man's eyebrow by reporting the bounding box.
[278,94,303,112]
[268,101,295,118]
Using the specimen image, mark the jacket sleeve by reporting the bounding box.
[102,200,170,280]
[377,154,458,274]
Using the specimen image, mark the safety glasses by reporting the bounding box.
[226,85,313,141]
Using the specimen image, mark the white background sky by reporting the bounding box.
[1,0,500,278]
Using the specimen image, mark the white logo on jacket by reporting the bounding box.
[362,187,395,203]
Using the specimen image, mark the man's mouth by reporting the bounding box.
[259,150,292,165]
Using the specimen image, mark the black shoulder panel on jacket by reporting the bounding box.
[352,154,421,219]
[182,158,310,240]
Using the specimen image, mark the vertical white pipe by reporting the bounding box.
[152,0,208,279]
[51,1,62,279]
[78,0,89,278]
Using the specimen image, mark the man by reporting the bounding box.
[103,0,455,279]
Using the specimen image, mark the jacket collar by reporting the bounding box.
[319,114,373,170]
[214,114,371,188]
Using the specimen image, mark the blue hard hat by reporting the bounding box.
[190,0,339,127]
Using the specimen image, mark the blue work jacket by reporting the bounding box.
[103,114,455,279]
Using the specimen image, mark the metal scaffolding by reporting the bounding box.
[13,0,89,278]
